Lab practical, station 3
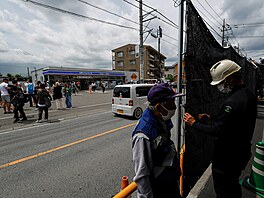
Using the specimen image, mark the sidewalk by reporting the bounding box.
[187,105,264,198]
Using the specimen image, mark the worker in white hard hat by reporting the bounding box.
[183,59,257,198]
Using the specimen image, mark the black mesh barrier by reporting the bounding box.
[183,1,257,196]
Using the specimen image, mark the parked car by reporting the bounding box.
[112,84,154,119]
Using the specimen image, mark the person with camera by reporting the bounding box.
[36,83,52,123]
[10,80,27,123]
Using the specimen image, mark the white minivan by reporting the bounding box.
[112,84,154,119]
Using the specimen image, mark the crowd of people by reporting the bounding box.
[0,79,108,123]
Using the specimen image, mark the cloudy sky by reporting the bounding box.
[0,0,264,75]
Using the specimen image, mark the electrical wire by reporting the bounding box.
[123,0,179,29]
[76,0,139,26]
[23,0,138,30]
[193,4,222,35]
[135,0,179,28]
[195,0,222,26]
[204,0,223,21]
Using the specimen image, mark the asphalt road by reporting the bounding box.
[0,91,137,198]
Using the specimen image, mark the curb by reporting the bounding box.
[186,164,212,198]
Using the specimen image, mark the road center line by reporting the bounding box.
[0,122,137,169]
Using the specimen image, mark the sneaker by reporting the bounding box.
[13,119,19,123]
[43,119,48,122]
[4,112,7,114]
[36,120,42,123]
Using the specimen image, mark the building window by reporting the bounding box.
[129,50,135,56]
[129,60,136,65]
[117,61,124,66]
[117,51,124,58]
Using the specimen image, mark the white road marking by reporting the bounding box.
[0,102,110,121]
[0,110,112,135]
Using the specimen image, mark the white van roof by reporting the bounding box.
[114,84,154,88]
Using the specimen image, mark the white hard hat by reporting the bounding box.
[210,59,241,85]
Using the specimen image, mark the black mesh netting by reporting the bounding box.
[183,1,257,196]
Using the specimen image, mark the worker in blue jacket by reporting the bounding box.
[183,59,257,198]
[132,83,182,198]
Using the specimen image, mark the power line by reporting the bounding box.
[195,0,222,26]
[232,35,264,38]
[204,0,223,21]
[135,0,179,28]
[192,4,222,39]
[193,4,221,33]
[162,39,178,47]
[23,0,138,30]
[77,0,139,26]
[123,0,179,29]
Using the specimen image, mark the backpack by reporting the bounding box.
[12,92,28,107]
[44,96,52,108]
[28,83,34,93]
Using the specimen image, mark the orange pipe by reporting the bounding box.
[121,176,129,190]
[179,144,185,197]
[113,182,137,198]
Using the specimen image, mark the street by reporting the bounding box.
[0,91,137,197]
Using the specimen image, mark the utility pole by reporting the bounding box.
[27,67,30,78]
[158,26,162,78]
[176,0,184,155]
[222,18,225,47]
[139,0,144,82]
[34,67,38,82]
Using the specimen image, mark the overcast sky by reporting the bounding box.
[0,0,264,75]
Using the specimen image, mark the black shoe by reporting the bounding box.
[13,119,19,123]
[20,118,27,121]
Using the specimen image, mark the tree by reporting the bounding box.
[166,74,174,82]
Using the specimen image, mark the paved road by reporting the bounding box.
[0,90,112,131]
[0,91,138,197]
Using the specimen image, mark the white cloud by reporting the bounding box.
[0,0,263,75]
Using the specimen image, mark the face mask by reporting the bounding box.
[160,103,176,121]
[217,83,231,93]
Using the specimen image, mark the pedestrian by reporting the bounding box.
[101,81,105,93]
[36,83,52,123]
[0,78,12,114]
[183,59,257,198]
[33,81,41,110]
[10,80,27,123]
[25,79,34,107]
[63,82,72,109]
[91,82,96,93]
[132,83,181,198]
[72,81,79,96]
[53,82,64,110]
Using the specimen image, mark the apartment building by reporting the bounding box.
[112,44,166,80]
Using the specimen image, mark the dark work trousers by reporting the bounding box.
[14,106,26,120]
[38,107,48,120]
[27,94,34,107]
[212,167,243,198]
